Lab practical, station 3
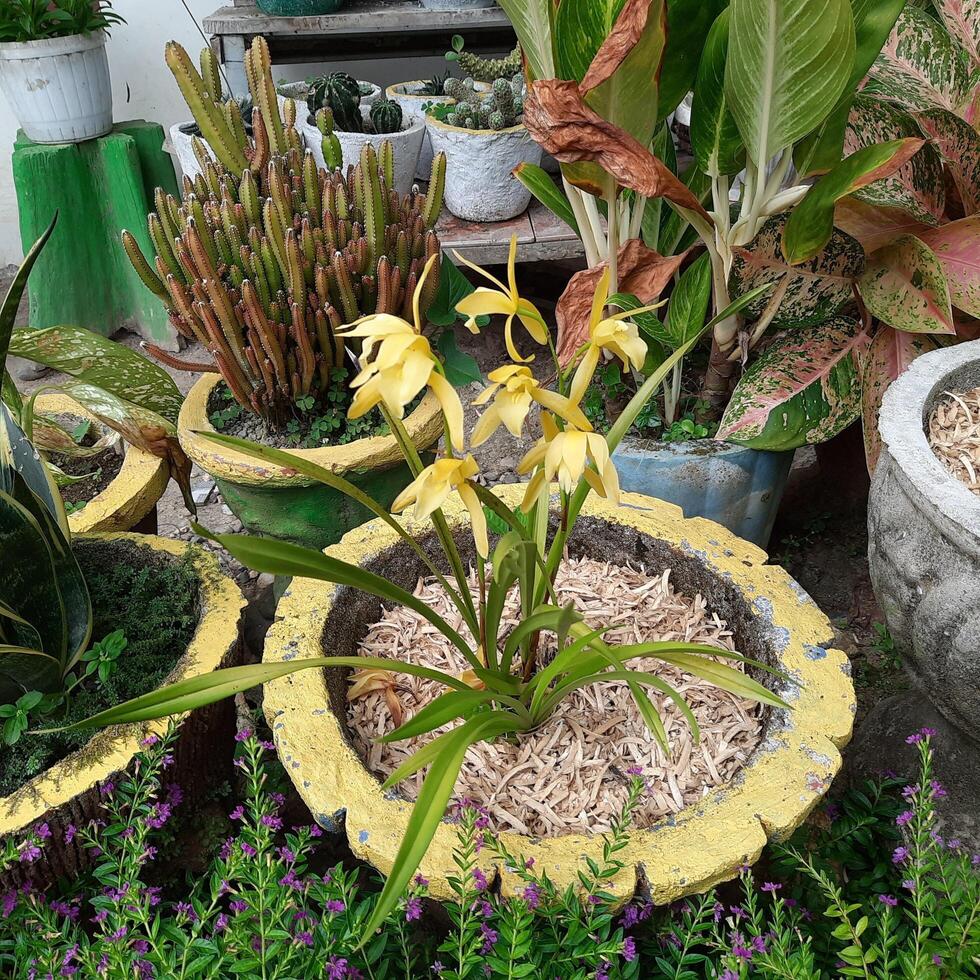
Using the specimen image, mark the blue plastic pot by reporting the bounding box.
[610,437,794,547]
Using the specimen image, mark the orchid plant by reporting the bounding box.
[62,237,781,940]
[505,0,980,458]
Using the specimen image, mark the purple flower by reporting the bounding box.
[895,811,914,827]
[174,902,196,921]
[752,935,768,954]
[902,879,916,891]
[431,962,445,976]
[309,824,323,838]
[405,897,422,922]
[63,824,76,844]
[140,734,159,747]
[622,937,637,962]
[145,803,172,830]
[472,867,489,892]
[879,894,898,907]
[480,922,498,954]
[712,901,725,923]
[414,874,429,888]
[921,727,937,737]
[595,961,611,980]
[902,784,918,800]
[523,883,541,910]
[260,814,282,830]
[930,780,947,799]
[19,843,41,864]
[235,729,252,743]
[733,940,753,961]
[131,940,150,955]
[99,782,114,797]
[230,899,248,913]
[626,765,644,776]
[893,846,909,864]
[933,955,942,966]
[229,806,245,821]
[326,899,345,914]
[761,881,782,893]
[34,824,51,840]
[721,972,740,980]
[295,931,314,948]
[277,846,295,862]
[729,905,745,920]
[241,841,257,858]
[214,913,229,933]
[2,891,17,918]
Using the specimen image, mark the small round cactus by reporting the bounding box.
[488,110,506,131]
[370,96,403,135]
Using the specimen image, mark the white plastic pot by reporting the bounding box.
[0,31,112,144]
[425,118,542,222]
[168,121,211,181]
[300,108,424,196]
[385,81,453,180]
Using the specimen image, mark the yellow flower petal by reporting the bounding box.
[413,254,439,334]
[458,482,488,558]
[504,314,533,364]
[532,387,592,432]
[496,388,533,436]
[452,249,510,294]
[569,345,601,405]
[428,371,465,452]
[456,288,515,318]
[520,469,547,513]
[590,267,611,332]
[471,403,501,448]
[506,234,519,300]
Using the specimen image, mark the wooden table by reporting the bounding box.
[204,1,515,100]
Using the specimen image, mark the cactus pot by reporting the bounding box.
[263,483,854,904]
[35,393,169,534]
[168,120,211,181]
[277,79,380,112]
[300,109,424,195]
[869,340,980,735]
[0,534,245,889]
[425,118,542,222]
[610,437,795,548]
[257,0,346,14]
[386,81,454,179]
[420,0,497,9]
[178,374,443,550]
[0,31,112,144]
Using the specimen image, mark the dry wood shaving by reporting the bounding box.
[347,556,763,838]
[929,386,980,494]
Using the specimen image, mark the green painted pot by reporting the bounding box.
[256,0,345,14]
[178,375,443,550]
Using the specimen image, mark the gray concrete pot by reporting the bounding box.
[868,340,980,734]
[386,81,453,179]
[610,437,794,548]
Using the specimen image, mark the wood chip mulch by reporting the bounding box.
[346,556,764,838]
[929,386,980,494]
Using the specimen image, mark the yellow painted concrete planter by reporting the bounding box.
[178,374,444,548]
[0,534,245,887]
[264,485,855,905]
[36,392,169,533]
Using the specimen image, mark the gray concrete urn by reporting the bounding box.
[868,340,980,734]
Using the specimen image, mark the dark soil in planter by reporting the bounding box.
[0,540,199,797]
[45,412,123,507]
[206,377,421,450]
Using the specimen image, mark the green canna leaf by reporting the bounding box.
[513,163,579,236]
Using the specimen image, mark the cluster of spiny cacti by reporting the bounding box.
[443,75,525,131]
[123,143,448,425]
[446,35,523,83]
[307,72,363,132]
[166,38,302,179]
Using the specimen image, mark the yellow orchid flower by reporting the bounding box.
[518,414,620,512]
[568,268,661,404]
[471,365,592,447]
[392,454,489,557]
[338,256,465,450]
[453,236,549,363]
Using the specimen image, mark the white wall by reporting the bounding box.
[0,0,465,265]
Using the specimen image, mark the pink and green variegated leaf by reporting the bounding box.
[833,196,933,253]
[844,96,946,225]
[918,216,980,316]
[935,0,980,68]
[858,234,956,334]
[861,325,942,472]
[863,5,974,115]
[717,317,870,451]
[913,107,980,215]
[730,214,865,330]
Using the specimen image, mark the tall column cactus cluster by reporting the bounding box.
[125,37,448,427]
[443,76,524,131]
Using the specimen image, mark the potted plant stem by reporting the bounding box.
[502,0,980,545]
[66,250,854,936]
[425,75,542,222]
[126,53,450,549]
[302,73,424,194]
[0,0,122,144]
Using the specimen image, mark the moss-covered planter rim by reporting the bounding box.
[178,374,443,490]
[263,486,855,904]
[0,533,246,839]
[35,392,169,534]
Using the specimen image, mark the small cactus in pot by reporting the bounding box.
[442,74,524,131]
[370,96,404,135]
[307,71,363,133]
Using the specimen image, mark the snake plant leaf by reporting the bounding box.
[0,402,67,533]
[495,0,555,81]
[725,0,855,168]
[8,326,183,424]
[917,217,980,317]
[858,235,956,335]
[864,5,976,117]
[935,0,980,67]
[691,8,746,178]
[731,214,865,329]
[862,326,942,472]
[844,96,946,226]
[794,0,909,178]
[0,648,62,705]
[718,316,869,450]
[513,163,580,236]
[913,107,980,216]
[0,213,57,372]
[360,712,521,945]
[659,0,727,122]
[783,139,924,264]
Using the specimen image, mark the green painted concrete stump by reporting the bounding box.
[13,120,181,349]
